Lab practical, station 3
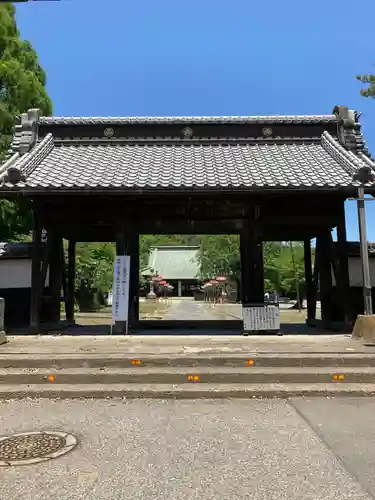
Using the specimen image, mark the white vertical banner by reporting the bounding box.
[112,255,131,322]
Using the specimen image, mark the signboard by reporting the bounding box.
[112,255,131,322]
[243,305,280,331]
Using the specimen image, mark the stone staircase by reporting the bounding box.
[1,352,375,399]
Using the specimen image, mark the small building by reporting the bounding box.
[0,242,51,327]
[331,242,375,320]
[144,245,200,297]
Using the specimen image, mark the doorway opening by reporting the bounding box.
[138,234,242,330]
[54,238,321,335]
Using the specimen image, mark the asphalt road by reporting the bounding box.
[0,398,374,500]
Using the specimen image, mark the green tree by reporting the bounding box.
[196,235,240,280]
[356,71,375,98]
[196,237,308,298]
[0,3,52,240]
[273,242,306,300]
[74,243,115,311]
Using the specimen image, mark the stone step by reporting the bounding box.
[1,383,375,399]
[1,353,375,369]
[1,366,375,384]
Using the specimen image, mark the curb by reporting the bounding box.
[1,383,375,400]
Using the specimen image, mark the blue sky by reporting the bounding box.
[15,0,375,241]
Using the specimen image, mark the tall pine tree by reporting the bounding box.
[0,3,52,240]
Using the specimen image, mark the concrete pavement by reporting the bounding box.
[162,300,237,321]
[0,335,375,399]
[1,335,375,399]
[1,334,373,355]
[0,397,374,500]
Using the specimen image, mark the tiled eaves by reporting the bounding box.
[321,131,368,177]
[51,136,324,146]
[0,153,20,181]
[39,114,338,126]
[358,151,375,170]
[1,131,373,192]
[0,134,54,185]
[15,134,54,178]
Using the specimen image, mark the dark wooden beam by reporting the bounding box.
[66,240,76,323]
[48,233,63,324]
[48,221,328,243]
[263,215,340,226]
[42,209,341,227]
[304,239,314,322]
[240,205,264,305]
[318,232,333,328]
[39,194,345,227]
[128,233,140,330]
[307,241,320,325]
[30,208,43,334]
[337,203,351,324]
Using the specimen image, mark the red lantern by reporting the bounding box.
[216,276,227,282]
[152,275,163,282]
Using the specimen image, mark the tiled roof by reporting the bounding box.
[1,108,374,192]
[0,133,369,190]
[39,114,337,125]
[0,242,34,259]
[145,246,200,280]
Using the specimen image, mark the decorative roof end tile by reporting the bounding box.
[333,104,367,154]
[3,166,25,185]
[18,108,41,155]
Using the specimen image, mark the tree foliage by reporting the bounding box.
[356,72,375,98]
[66,235,308,309]
[0,3,52,241]
[75,243,115,293]
[74,243,115,310]
[0,197,32,241]
[196,236,307,297]
[196,235,240,280]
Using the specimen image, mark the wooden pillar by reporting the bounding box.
[49,233,62,324]
[304,238,315,322]
[128,232,139,330]
[240,205,264,305]
[66,240,76,323]
[318,231,333,327]
[30,208,42,333]
[309,240,320,324]
[337,203,351,324]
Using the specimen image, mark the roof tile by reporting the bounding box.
[2,140,361,190]
[39,115,337,126]
[146,246,200,280]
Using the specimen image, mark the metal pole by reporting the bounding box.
[357,186,373,315]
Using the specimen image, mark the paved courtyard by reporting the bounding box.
[0,397,375,500]
[1,334,372,355]
[162,300,236,321]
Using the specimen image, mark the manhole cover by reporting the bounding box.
[0,431,78,466]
